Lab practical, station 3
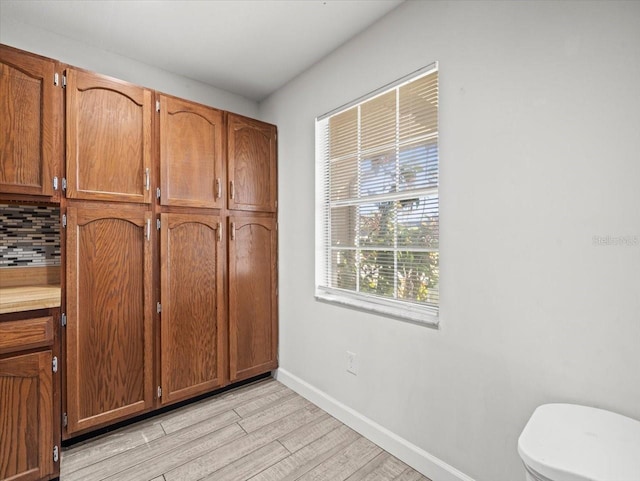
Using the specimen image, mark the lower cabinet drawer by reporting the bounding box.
[0,316,54,355]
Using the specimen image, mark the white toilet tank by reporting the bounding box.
[518,404,640,481]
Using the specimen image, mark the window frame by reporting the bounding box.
[315,63,440,327]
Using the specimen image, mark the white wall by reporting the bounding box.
[260,1,640,480]
[0,18,258,117]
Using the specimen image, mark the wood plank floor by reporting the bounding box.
[61,378,430,481]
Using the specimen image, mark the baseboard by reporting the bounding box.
[276,368,475,481]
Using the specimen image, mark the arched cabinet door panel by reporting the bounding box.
[228,215,278,382]
[66,69,152,204]
[65,203,154,435]
[0,45,58,198]
[159,213,226,405]
[227,114,277,212]
[0,351,53,481]
[159,95,224,208]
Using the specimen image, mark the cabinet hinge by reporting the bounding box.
[157,302,162,314]
[54,73,59,86]
[62,177,67,191]
[52,356,58,373]
[53,445,59,463]
[156,187,161,200]
[62,214,67,228]
[156,100,160,112]
[156,218,161,230]
[61,313,67,327]
[53,176,59,190]
[157,386,162,398]
[63,412,68,427]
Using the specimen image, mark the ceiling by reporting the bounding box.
[0,0,404,101]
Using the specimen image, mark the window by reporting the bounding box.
[315,63,439,326]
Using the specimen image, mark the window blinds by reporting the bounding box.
[316,63,439,323]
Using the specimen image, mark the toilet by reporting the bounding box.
[518,404,640,481]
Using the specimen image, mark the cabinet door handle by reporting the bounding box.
[146,219,151,241]
[145,168,150,191]
[216,178,221,199]
[229,180,235,200]
[217,222,222,242]
[230,222,235,240]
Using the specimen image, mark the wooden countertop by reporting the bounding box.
[0,285,61,314]
[0,267,61,314]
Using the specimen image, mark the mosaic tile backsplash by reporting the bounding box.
[0,204,61,267]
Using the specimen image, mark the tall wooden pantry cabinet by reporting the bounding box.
[64,69,155,436]
[62,67,278,432]
[157,94,227,405]
[226,114,278,382]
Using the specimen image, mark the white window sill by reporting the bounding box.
[315,288,439,328]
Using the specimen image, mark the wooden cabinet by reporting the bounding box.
[0,45,59,199]
[226,115,278,382]
[65,203,154,435]
[227,114,277,212]
[159,213,226,404]
[158,110,279,398]
[228,215,278,382]
[0,45,279,440]
[66,68,152,203]
[159,95,224,208]
[0,313,57,481]
[0,352,54,481]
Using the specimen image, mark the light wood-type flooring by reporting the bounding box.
[61,378,430,481]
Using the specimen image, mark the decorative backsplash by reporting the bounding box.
[0,204,61,267]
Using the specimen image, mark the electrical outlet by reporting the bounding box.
[346,351,358,375]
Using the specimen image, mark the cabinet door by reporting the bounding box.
[228,216,278,381]
[160,214,225,404]
[66,69,152,203]
[0,46,57,197]
[227,114,277,212]
[66,204,153,434]
[0,351,53,481]
[160,95,224,208]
